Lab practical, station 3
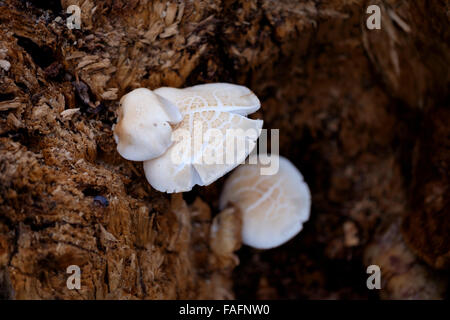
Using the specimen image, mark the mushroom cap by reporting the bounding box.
[219,154,311,249]
[154,83,261,116]
[143,83,263,193]
[113,88,182,161]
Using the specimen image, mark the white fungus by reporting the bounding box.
[219,154,311,249]
[143,83,263,193]
[0,59,11,71]
[113,88,182,161]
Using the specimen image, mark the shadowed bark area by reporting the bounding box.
[0,0,448,299]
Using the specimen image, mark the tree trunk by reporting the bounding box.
[0,0,448,299]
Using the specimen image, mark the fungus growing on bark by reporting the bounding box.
[219,154,311,249]
[114,83,263,193]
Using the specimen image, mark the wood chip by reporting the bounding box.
[0,98,21,111]
[60,108,80,120]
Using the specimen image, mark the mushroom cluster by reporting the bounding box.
[114,84,311,249]
[114,83,263,193]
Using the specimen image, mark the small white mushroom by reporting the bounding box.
[219,154,311,249]
[113,88,182,161]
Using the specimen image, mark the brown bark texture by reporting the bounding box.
[0,0,448,299]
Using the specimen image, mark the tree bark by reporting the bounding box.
[0,0,448,299]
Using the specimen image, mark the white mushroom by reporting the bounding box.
[143,83,263,193]
[219,154,311,249]
[113,88,182,161]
